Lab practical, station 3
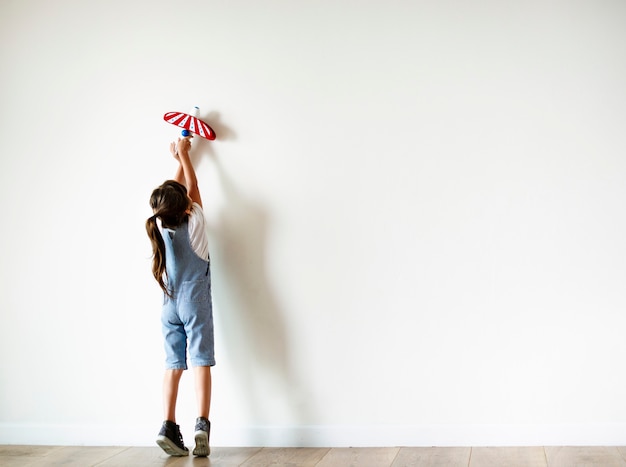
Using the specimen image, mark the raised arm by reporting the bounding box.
[170,138,202,207]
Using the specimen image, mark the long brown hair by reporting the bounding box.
[146,180,192,295]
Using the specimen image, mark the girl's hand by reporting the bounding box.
[176,137,191,155]
[171,137,201,207]
[170,138,191,159]
[169,141,179,160]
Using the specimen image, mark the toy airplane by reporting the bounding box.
[163,107,216,140]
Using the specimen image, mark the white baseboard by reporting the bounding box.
[1,423,625,447]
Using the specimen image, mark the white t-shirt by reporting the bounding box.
[187,202,210,260]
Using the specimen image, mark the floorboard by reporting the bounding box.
[391,447,471,466]
[544,446,626,467]
[241,447,330,466]
[469,447,547,467]
[1,445,626,466]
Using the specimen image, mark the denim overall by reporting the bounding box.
[161,220,215,369]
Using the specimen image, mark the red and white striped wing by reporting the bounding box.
[163,112,216,140]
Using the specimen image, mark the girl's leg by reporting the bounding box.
[194,366,212,418]
[163,369,184,422]
[192,366,212,456]
[158,369,189,456]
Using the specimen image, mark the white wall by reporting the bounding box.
[1,0,626,447]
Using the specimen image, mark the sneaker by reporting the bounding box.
[192,417,211,457]
[156,420,189,456]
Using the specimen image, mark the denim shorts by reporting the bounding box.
[161,278,215,370]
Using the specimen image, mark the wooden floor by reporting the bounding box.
[2,445,626,466]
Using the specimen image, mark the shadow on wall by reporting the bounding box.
[196,112,314,439]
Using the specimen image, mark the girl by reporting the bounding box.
[145,137,214,457]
